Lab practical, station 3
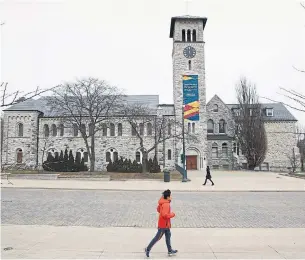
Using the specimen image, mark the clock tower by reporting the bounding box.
[170,15,208,171]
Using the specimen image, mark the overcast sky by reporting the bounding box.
[0,0,304,124]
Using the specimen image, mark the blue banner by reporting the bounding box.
[183,75,199,121]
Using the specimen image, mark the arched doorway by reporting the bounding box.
[185,148,200,170]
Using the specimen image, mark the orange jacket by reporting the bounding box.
[157,197,175,228]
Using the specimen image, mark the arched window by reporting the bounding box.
[233,142,240,156]
[139,123,144,136]
[207,119,214,134]
[188,60,191,70]
[168,149,172,160]
[219,119,226,134]
[59,124,64,136]
[18,123,23,137]
[106,148,119,162]
[131,123,137,136]
[182,29,186,41]
[51,124,57,136]
[80,124,86,135]
[73,124,78,137]
[187,29,191,42]
[222,143,228,157]
[192,29,196,42]
[102,124,107,136]
[212,143,218,158]
[118,123,122,136]
[136,151,141,163]
[44,124,49,137]
[168,123,172,135]
[213,104,218,112]
[188,122,191,133]
[110,123,115,136]
[16,148,23,163]
[192,123,195,133]
[106,151,111,162]
[89,123,94,136]
[147,123,152,136]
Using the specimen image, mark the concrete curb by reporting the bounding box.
[1,186,304,192]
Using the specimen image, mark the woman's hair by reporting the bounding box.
[163,189,171,199]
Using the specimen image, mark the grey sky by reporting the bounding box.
[1,0,304,124]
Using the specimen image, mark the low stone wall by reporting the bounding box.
[4,174,59,180]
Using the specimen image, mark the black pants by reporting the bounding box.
[204,177,214,185]
[147,228,172,252]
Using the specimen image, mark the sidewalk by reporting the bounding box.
[2,225,305,259]
[1,171,305,191]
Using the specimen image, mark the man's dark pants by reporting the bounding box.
[204,177,214,185]
[147,228,172,252]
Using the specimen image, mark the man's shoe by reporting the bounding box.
[212,184,214,186]
[145,248,150,258]
[168,249,178,256]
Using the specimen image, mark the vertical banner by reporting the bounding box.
[183,75,199,121]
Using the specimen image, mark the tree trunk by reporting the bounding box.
[90,135,95,172]
[142,150,148,173]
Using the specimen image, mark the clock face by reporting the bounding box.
[183,46,196,59]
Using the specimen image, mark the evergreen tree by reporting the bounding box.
[59,150,64,171]
[75,152,81,171]
[63,149,69,172]
[53,152,59,171]
[107,159,113,172]
[68,150,75,171]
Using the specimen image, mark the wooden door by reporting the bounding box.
[186,155,197,170]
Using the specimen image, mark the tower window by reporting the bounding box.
[188,60,191,70]
[192,29,196,42]
[182,29,186,41]
[187,30,191,42]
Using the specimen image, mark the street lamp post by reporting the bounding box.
[182,105,188,182]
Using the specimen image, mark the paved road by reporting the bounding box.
[2,189,305,228]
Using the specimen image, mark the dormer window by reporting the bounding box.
[233,108,240,116]
[266,108,273,117]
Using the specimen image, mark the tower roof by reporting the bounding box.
[169,15,207,38]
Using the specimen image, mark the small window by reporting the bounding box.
[188,123,191,133]
[18,123,24,137]
[182,29,186,41]
[113,151,118,162]
[188,60,191,70]
[139,123,144,136]
[110,123,115,136]
[44,124,49,137]
[168,149,172,160]
[233,108,240,116]
[222,143,228,157]
[213,104,218,112]
[131,123,137,136]
[73,124,78,137]
[147,123,152,136]
[219,120,226,134]
[233,142,240,156]
[102,124,107,136]
[118,123,122,136]
[16,148,23,163]
[168,123,172,135]
[207,119,214,134]
[136,151,141,162]
[212,143,218,158]
[187,29,191,42]
[80,124,86,135]
[59,124,64,136]
[106,151,111,162]
[51,124,57,136]
[192,29,196,41]
[266,108,273,117]
[192,123,195,133]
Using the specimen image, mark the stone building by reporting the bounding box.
[0,15,298,172]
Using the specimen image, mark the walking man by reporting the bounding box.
[203,166,215,186]
[145,189,178,257]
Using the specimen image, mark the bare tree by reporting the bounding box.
[287,148,300,173]
[234,78,267,170]
[48,78,123,172]
[0,82,55,108]
[123,104,195,173]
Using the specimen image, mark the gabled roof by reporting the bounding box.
[4,95,160,117]
[170,15,208,38]
[207,94,232,112]
[226,103,297,122]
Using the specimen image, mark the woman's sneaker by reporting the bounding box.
[168,249,178,256]
[145,248,150,258]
